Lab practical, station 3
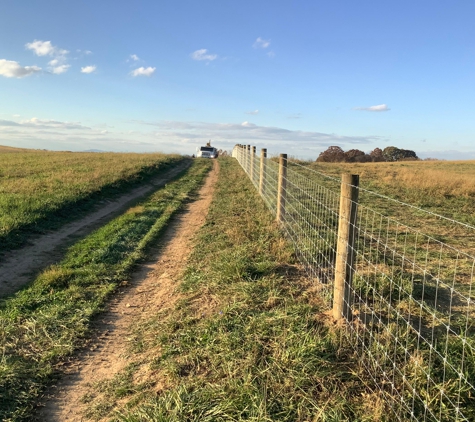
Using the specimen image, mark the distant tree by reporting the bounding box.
[345,149,368,162]
[317,145,418,163]
[400,149,418,160]
[316,146,346,162]
[218,149,228,157]
[382,146,401,161]
[382,146,419,161]
[369,147,385,162]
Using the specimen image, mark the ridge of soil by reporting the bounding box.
[0,161,191,298]
[37,160,219,421]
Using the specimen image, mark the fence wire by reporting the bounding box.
[233,146,475,422]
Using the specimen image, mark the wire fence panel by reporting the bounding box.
[233,145,475,422]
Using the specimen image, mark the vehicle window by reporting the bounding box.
[200,147,215,152]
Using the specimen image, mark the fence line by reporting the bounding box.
[233,144,475,422]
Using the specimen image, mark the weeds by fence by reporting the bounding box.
[233,145,475,421]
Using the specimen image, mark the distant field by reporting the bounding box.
[0,147,185,251]
[0,145,30,153]
[295,159,475,219]
[287,159,475,253]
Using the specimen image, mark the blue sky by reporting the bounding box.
[1,1,475,159]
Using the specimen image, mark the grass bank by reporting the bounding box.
[0,149,186,252]
[0,159,212,421]
[80,158,383,421]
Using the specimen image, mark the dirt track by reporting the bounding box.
[0,160,190,298]
[37,160,218,421]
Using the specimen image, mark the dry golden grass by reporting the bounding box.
[309,159,475,198]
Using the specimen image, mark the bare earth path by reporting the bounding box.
[0,160,191,298]
[37,160,218,421]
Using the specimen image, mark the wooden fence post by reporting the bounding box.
[333,174,359,321]
[246,145,251,173]
[259,148,267,196]
[276,153,287,223]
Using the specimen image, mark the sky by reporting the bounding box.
[1,0,475,160]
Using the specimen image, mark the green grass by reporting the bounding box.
[0,149,186,252]
[80,158,385,421]
[0,159,212,422]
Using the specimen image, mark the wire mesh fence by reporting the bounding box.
[233,145,475,421]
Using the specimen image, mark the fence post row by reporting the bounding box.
[259,148,267,196]
[276,153,288,223]
[251,146,256,182]
[333,174,359,321]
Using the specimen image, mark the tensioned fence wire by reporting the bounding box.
[233,146,475,422]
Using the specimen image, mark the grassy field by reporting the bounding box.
[77,157,386,421]
[0,159,212,421]
[0,146,185,252]
[290,159,475,226]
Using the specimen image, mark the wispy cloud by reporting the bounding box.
[81,65,96,74]
[253,37,271,49]
[0,59,41,78]
[50,64,70,74]
[354,104,390,112]
[287,113,302,119]
[25,40,68,57]
[245,110,259,115]
[26,39,71,74]
[191,49,217,61]
[0,117,90,130]
[135,119,383,150]
[130,54,140,61]
[76,49,93,56]
[131,66,156,77]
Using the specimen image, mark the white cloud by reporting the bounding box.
[0,117,91,131]
[253,37,271,49]
[0,59,41,78]
[131,66,156,77]
[354,104,390,112]
[245,110,259,115]
[24,117,91,129]
[51,64,70,74]
[25,40,68,57]
[25,40,71,74]
[130,54,140,61]
[81,65,96,74]
[191,49,217,61]
[76,49,93,55]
